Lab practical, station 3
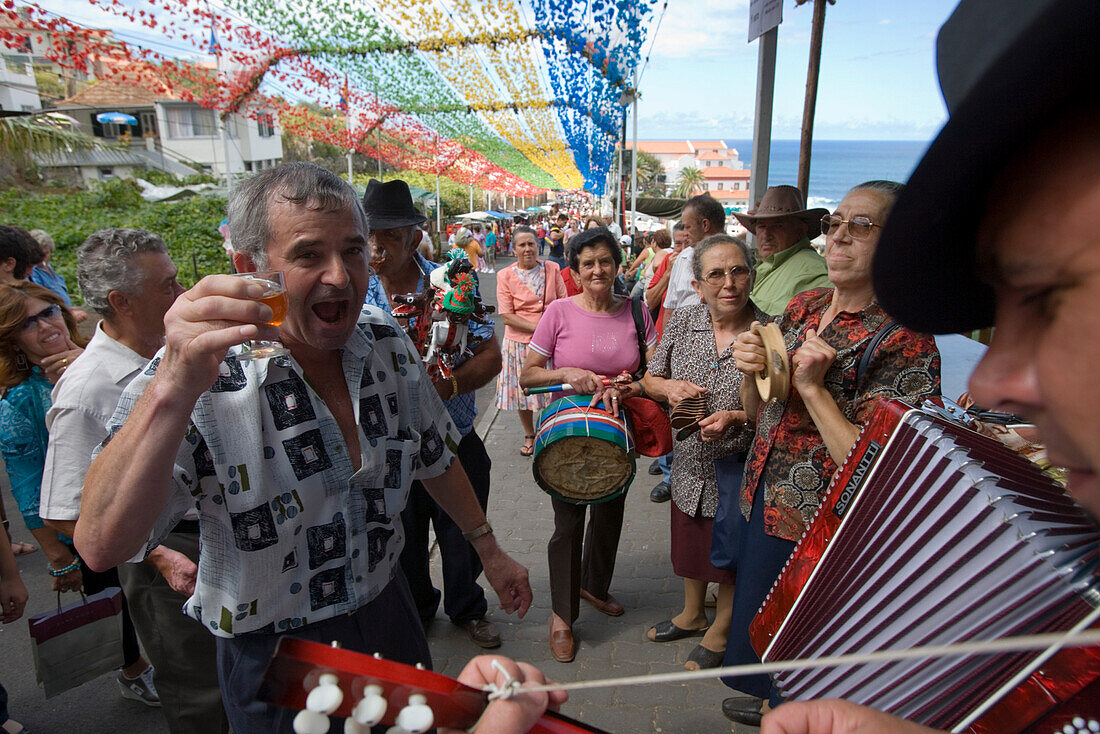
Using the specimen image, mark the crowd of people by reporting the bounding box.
[1,1,1097,732]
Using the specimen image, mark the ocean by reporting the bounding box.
[723,138,933,211]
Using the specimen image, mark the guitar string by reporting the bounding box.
[483,625,1100,700]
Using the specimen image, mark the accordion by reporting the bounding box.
[750,399,1100,733]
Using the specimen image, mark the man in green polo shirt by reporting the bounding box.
[734,185,832,315]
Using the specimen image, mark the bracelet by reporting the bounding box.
[461,521,493,542]
[449,374,460,399]
[48,557,81,577]
[635,381,647,398]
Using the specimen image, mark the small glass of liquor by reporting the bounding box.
[233,270,290,361]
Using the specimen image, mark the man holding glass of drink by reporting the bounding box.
[74,162,532,732]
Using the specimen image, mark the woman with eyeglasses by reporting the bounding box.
[0,282,86,593]
[719,181,942,725]
[641,234,769,671]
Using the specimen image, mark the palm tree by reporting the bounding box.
[0,112,102,182]
[674,166,706,198]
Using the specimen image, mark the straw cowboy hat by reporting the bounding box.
[732,185,829,235]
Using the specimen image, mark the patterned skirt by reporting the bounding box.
[495,337,551,412]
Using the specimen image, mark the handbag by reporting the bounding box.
[28,587,125,698]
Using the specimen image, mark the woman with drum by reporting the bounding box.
[642,234,769,671]
[495,225,568,457]
[720,181,942,725]
[520,227,656,663]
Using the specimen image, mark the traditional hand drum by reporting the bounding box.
[753,322,789,402]
[532,396,635,505]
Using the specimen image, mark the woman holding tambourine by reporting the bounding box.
[719,181,942,725]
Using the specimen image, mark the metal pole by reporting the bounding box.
[749,26,778,248]
[619,110,627,231]
[630,70,639,236]
[469,183,474,212]
[797,0,828,202]
[346,108,354,185]
[219,112,232,192]
[435,174,441,239]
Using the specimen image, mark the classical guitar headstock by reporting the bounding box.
[258,637,610,734]
[257,638,487,733]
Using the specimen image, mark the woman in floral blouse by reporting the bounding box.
[721,181,942,723]
[642,234,769,671]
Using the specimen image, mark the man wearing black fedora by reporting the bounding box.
[753,0,1100,732]
[361,178,506,650]
[733,185,831,316]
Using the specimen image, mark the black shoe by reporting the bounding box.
[721,696,763,727]
[650,481,671,503]
[648,459,663,475]
[455,617,502,649]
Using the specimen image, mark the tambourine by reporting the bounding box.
[753,322,789,402]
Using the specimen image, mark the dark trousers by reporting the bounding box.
[548,493,626,625]
[215,571,430,734]
[122,531,229,734]
[399,431,491,623]
[721,477,796,702]
[71,545,140,668]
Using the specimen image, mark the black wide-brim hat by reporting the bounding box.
[872,0,1100,335]
[361,178,427,230]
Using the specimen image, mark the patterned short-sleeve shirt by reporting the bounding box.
[108,307,460,637]
[649,303,770,517]
[741,288,941,541]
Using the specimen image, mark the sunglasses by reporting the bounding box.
[702,265,752,286]
[20,303,63,331]
[821,214,882,239]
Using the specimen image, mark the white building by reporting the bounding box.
[0,50,42,112]
[622,139,746,194]
[51,68,283,182]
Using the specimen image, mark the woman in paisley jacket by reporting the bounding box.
[721,181,942,723]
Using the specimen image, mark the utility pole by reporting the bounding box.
[797,0,829,202]
[749,26,778,238]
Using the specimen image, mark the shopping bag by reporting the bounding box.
[28,587,125,698]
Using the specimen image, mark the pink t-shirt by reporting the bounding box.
[529,297,657,381]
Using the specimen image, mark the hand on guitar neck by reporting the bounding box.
[260,638,600,734]
[450,656,570,734]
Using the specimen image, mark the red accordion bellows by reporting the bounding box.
[750,399,1100,733]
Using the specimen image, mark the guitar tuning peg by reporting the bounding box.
[349,684,387,727]
[305,673,344,715]
[293,709,330,734]
[395,693,433,733]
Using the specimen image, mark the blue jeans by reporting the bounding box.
[659,451,673,482]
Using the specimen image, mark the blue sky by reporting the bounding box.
[636,0,961,141]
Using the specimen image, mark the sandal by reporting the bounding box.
[520,434,535,457]
[647,619,708,642]
[685,643,725,670]
[11,541,37,556]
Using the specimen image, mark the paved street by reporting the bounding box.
[0,253,751,732]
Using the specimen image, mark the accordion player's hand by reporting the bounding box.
[761,700,942,734]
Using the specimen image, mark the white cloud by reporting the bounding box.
[648,0,752,59]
